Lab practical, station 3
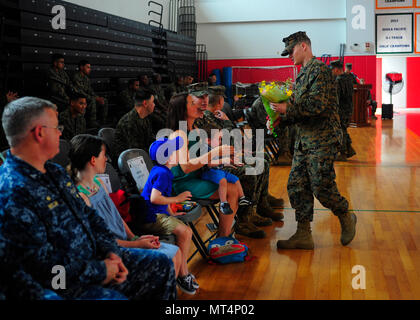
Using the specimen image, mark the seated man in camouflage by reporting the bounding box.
[47,54,74,113]
[165,75,186,101]
[194,85,285,239]
[114,89,156,160]
[73,60,108,128]
[149,74,169,114]
[146,74,167,135]
[118,79,140,120]
[58,92,87,141]
[0,97,177,300]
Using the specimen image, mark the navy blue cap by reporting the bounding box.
[149,136,184,164]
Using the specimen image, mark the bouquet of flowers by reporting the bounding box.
[259,79,293,137]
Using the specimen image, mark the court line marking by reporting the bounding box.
[282,208,420,213]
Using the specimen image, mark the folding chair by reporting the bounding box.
[118,148,210,260]
[98,127,116,164]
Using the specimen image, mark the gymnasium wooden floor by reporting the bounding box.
[180,110,420,300]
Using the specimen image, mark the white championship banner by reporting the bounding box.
[376,13,413,54]
[376,0,414,9]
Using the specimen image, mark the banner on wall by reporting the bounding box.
[416,0,420,8]
[416,13,420,53]
[376,0,414,9]
[376,13,413,54]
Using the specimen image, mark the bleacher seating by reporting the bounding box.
[0,0,197,104]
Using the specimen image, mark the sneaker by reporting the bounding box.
[238,196,253,207]
[187,273,199,289]
[220,202,233,215]
[177,275,197,295]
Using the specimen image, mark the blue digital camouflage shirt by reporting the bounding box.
[0,151,120,297]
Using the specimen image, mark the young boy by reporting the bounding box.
[199,123,253,215]
[141,136,199,295]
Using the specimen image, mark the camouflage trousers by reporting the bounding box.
[63,247,177,300]
[224,158,270,217]
[340,116,354,156]
[288,144,349,222]
[85,98,108,125]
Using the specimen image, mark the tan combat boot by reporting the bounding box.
[276,220,314,250]
[250,208,273,227]
[338,212,357,246]
[235,213,266,239]
[257,202,284,221]
[267,194,285,208]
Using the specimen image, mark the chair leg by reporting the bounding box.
[188,222,209,259]
[206,204,220,226]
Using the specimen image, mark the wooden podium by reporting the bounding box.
[350,84,372,127]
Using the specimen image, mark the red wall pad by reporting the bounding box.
[406,57,420,108]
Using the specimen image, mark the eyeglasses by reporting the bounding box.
[30,125,64,133]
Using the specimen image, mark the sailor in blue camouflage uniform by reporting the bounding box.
[0,97,177,300]
[271,32,357,250]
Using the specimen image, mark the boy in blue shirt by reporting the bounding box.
[200,123,253,215]
[141,136,199,295]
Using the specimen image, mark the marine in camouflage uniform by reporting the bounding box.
[118,80,139,121]
[113,101,156,161]
[194,86,285,239]
[58,108,86,142]
[274,32,357,250]
[165,76,187,101]
[73,68,108,127]
[331,60,356,159]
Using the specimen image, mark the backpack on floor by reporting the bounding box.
[207,237,249,264]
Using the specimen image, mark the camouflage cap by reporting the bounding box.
[330,59,343,69]
[281,31,310,56]
[187,82,209,97]
[208,85,227,98]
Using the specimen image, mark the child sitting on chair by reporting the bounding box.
[199,123,252,215]
[141,136,199,295]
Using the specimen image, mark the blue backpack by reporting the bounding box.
[207,237,249,264]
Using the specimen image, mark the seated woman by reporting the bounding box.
[68,134,183,280]
[166,88,239,238]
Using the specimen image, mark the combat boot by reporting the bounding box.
[276,220,314,250]
[346,147,356,159]
[250,208,273,227]
[235,214,266,239]
[267,194,285,208]
[336,153,347,161]
[337,211,357,246]
[257,201,284,221]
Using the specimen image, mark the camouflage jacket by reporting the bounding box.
[0,152,120,297]
[246,97,270,130]
[58,109,87,141]
[165,82,187,99]
[47,67,73,103]
[336,73,354,120]
[149,84,168,106]
[283,57,343,150]
[194,110,237,131]
[119,88,136,115]
[114,108,156,157]
[72,72,96,101]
